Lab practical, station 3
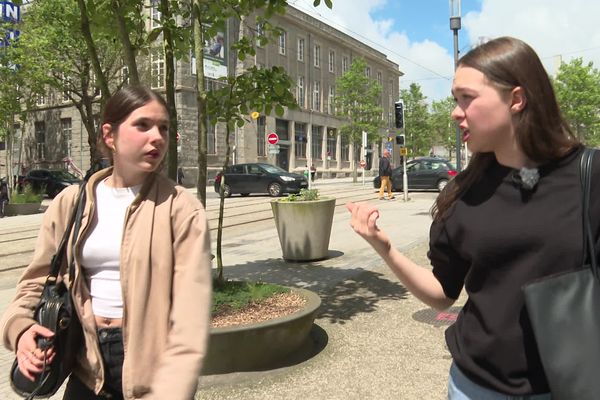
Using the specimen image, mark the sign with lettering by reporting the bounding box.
[0,2,20,48]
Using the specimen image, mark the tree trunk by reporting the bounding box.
[113,0,140,85]
[216,121,233,286]
[160,0,178,181]
[76,0,110,105]
[5,118,13,193]
[193,1,208,207]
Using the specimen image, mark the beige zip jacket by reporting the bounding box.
[1,169,212,399]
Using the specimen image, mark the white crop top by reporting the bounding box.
[80,179,141,319]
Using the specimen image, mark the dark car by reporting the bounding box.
[214,163,308,197]
[24,169,82,198]
[373,157,457,192]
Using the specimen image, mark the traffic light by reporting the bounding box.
[395,134,405,146]
[394,101,404,129]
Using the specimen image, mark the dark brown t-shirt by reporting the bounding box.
[429,146,600,395]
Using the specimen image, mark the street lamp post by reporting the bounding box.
[449,0,462,171]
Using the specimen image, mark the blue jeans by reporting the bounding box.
[448,363,551,400]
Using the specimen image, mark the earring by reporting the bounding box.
[111,144,116,152]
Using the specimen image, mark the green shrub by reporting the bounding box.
[280,188,320,202]
[212,279,289,316]
[10,184,43,204]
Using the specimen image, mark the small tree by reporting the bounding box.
[429,96,456,158]
[400,83,430,157]
[206,66,297,285]
[334,58,383,182]
[554,58,600,146]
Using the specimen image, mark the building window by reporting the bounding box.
[297,38,304,62]
[377,71,382,85]
[35,121,46,160]
[207,118,216,155]
[365,66,371,78]
[255,22,264,47]
[311,125,322,160]
[314,44,320,68]
[275,118,289,141]
[257,116,266,156]
[342,56,349,73]
[61,118,72,158]
[341,135,350,161]
[36,94,46,107]
[328,85,335,114]
[327,128,337,160]
[297,76,305,108]
[313,81,321,111]
[328,50,335,73]
[151,48,165,88]
[151,0,161,29]
[295,122,306,158]
[278,31,286,55]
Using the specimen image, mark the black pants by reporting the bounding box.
[63,328,124,400]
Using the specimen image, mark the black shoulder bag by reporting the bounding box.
[10,184,86,399]
[523,147,600,400]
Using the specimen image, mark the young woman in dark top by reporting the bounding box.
[347,36,600,399]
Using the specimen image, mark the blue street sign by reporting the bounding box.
[0,2,20,48]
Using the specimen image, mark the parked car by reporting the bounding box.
[23,169,82,198]
[214,163,308,197]
[373,157,457,192]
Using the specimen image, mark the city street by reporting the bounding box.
[0,178,462,399]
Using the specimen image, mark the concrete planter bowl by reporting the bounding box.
[202,287,321,375]
[270,197,336,261]
[4,203,42,217]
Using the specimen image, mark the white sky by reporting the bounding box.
[291,0,600,102]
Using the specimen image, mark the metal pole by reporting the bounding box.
[402,155,408,202]
[452,27,462,172]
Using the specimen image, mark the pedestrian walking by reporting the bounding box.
[378,150,394,200]
[177,166,185,185]
[347,37,600,398]
[1,86,212,400]
[0,178,8,217]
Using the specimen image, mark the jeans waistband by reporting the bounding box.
[97,327,123,344]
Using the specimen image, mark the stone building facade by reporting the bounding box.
[1,4,403,185]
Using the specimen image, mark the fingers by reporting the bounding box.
[17,348,44,379]
[16,324,56,380]
[346,201,380,236]
[30,324,55,339]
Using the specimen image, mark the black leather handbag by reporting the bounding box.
[10,185,86,399]
[523,148,599,400]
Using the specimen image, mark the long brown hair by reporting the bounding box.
[432,37,579,220]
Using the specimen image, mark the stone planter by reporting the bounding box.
[270,197,336,261]
[4,203,42,217]
[202,287,321,375]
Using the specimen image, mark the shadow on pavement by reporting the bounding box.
[223,256,408,325]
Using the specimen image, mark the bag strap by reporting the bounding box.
[580,147,597,280]
[46,184,86,283]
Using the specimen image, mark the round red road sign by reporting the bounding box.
[360,160,366,168]
[267,132,279,145]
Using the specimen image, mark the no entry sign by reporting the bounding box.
[267,132,279,145]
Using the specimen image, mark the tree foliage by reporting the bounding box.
[207,66,297,284]
[334,57,383,180]
[429,96,456,158]
[400,83,430,157]
[554,58,600,146]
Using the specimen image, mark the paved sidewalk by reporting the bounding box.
[0,182,465,399]
[197,194,466,400]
